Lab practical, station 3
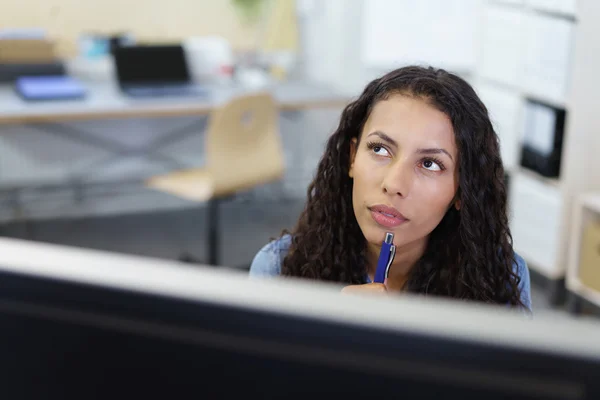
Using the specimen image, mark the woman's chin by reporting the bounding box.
[361,226,392,246]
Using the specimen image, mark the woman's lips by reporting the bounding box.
[369,205,408,228]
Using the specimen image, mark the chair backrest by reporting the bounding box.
[205,92,285,197]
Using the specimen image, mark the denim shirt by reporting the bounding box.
[249,234,532,311]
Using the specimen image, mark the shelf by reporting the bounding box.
[476,79,568,110]
[526,0,578,20]
[523,91,568,110]
[508,168,564,277]
[508,167,561,189]
[565,192,600,308]
[580,193,600,214]
[566,276,600,308]
[489,0,578,20]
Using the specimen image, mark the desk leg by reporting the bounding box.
[567,291,583,315]
[24,119,207,183]
[207,197,220,266]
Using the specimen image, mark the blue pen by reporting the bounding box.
[373,232,396,284]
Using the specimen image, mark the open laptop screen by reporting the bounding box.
[113,45,191,85]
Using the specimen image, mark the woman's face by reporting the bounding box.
[349,94,459,251]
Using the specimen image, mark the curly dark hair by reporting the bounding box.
[281,66,524,307]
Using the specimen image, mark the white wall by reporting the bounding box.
[297,0,368,92]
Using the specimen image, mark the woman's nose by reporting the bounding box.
[381,162,412,197]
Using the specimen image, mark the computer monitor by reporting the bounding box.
[113,44,191,86]
[0,237,598,399]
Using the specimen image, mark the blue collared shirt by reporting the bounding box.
[249,234,532,311]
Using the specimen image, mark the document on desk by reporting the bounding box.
[360,0,478,73]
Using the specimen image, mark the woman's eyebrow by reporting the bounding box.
[416,148,453,161]
[367,131,397,147]
[367,131,453,161]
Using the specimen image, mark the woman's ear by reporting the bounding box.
[454,198,461,210]
[349,138,358,178]
[451,190,461,211]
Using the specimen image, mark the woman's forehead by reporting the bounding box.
[363,96,456,151]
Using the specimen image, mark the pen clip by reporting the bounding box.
[384,245,396,280]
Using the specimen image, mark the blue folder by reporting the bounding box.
[15,76,86,101]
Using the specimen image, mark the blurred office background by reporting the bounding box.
[0,0,598,317]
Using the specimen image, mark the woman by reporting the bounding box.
[250,66,531,310]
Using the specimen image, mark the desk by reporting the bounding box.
[0,79,352,265]
[0,79,351,217]
[0,80,351,124]
[0,79,352,187]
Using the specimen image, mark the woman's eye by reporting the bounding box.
[422,160,441,171]
[372,146,390,157]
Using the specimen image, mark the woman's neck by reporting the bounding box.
[367,236,428,291]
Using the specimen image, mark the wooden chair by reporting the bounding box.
[146,92,285,266]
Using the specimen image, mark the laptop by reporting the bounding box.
[113,44,208,98]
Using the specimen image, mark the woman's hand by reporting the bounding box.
[341,283,387,295]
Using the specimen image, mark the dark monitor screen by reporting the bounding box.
[113,45,191,85]
[0,238,599,400]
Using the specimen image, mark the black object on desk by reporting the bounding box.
[520,99,566,178]
[113,44,207,98]
[0,62,66,83]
